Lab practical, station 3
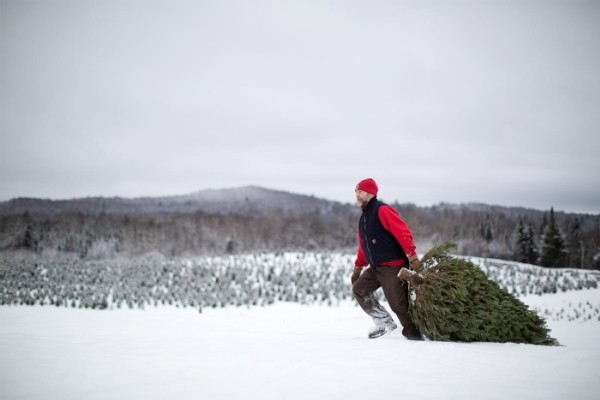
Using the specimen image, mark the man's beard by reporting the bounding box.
[356,198,369,208]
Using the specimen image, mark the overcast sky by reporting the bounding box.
[1,0,599,213]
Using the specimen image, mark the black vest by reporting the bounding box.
[359,198,408,266]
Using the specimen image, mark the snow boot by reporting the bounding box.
[368,321,398,339]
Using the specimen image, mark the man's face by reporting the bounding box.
[355,189,372,208]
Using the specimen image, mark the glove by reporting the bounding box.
[351,268,361,285]
[408,254,422,272]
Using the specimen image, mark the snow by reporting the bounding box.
[1,289,600,400]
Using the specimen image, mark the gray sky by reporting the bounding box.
[1,0,599,213]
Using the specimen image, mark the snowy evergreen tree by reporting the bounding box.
[22,224,38,251]
[539,208,567,268]
[481,214,494,243]
[567,218,584,269]
[539,213,548,240]
[514,219,538,264]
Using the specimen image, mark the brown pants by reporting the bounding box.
[352,266,421,338]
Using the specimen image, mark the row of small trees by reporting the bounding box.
[0,253,353,310]
[1,252,598,314]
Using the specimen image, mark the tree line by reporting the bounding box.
[1,199,599,269]
[394,203,600,269]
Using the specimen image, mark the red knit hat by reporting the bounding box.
[356,178,378,196]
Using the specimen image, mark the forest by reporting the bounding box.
[1,187,598,269]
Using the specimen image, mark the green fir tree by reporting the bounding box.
[400,242,558,345]
[540,208,566,268]
[514,219,538,264]
[567,218,584,269]
[481,214,494,243]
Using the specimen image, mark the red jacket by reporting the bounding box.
[354,204,416,268]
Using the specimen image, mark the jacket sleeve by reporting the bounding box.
[354,228,368,268]
[378,205,417,257]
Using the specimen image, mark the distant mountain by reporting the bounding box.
[2,186,596,219]
[0,186,343,217]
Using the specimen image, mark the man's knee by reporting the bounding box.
[352,282,368,300]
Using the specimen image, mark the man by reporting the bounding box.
[351,178,423,340]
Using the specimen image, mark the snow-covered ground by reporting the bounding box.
[1,288,599,400]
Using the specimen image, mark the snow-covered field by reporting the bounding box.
[2,288,599,400]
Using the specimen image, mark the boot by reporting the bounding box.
[368,321,397,339]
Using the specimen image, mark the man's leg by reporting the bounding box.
[378,266,422,339]
[352,267,395,327]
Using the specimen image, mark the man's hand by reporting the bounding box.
[351,268,361,285]
[408,254,422,272]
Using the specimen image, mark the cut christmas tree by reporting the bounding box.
[399,242,559,345]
